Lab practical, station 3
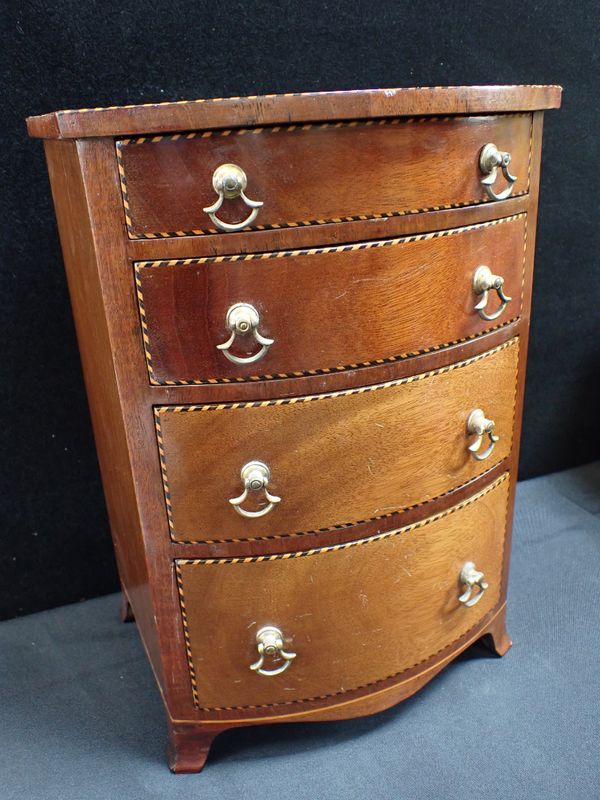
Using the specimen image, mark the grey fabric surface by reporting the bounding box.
[1,463,599,799]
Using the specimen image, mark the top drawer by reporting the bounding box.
[116,115,532,239]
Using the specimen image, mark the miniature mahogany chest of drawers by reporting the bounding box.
[28,84,561,772]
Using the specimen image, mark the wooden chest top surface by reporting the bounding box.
[27,84,561,139]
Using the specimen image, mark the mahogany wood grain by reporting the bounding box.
[166,601,511,772]
[137,214,526,384]
[176,474,509,709]
[119,115,531,238]
[26,84,561,139]
[29,87,560,772]
[42,138,162,682]
[127,193,530,261]
[42,137,181,711]
[494,111,547,624]
[161,114,545,735]
[127,195,529,261]
[167,724,219,774]
[157,339,518,542]
[140,318,521,409]
[168,601,512,726]
[169,459,509,561]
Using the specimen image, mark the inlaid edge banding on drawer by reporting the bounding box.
[154,337,519,544]
[175,472,510,711]
[137,213,528,386]
[117,114,532,239]
[64,87,560,115]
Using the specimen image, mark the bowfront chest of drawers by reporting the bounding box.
[27,85,561,772]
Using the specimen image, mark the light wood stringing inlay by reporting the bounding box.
[135,214,526,385]
[176,473,509,709]
[117,114,532,238]
[155,338,519,543]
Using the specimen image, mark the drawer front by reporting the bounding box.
[155,338,518,543]
[117,115,531,239]
[176,473,509,709]
[137,214,525,385]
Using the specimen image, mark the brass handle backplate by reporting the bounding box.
[203,163,263,232]
[467,408,499,461]
[473,265,512,321]
[459,561,489,607]
[229,461,281,518]
[216,303,274,365]
[479,143,517,201]
[250,626,296,677]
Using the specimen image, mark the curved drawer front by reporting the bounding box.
[137,214,525,385]
[118,114,531,239]
[176,473,509,710]
[155,338,518,543]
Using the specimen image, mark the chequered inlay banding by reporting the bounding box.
[175,472,510,710]
[154,337,519,545]
[116,114,531,239]
[63,86,560,115]
[136,213,527,386]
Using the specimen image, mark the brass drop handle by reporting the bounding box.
[203,163,263,232]
[229,461,281,518]
[216,303,274,365]
[459,561,489,607]
[467,409,499,461]
[479,143,517,201]
[473,265,512,321]
[250,626,297,677]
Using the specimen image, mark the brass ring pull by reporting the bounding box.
[472,265,512,321]
[216,303,274,365]
[467,408,499,461]
[250,626,297,677]
[458,561,489,607]
[229,461,281,518]
[479,143,517,201]
[203,163,263,232]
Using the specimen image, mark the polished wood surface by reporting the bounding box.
[157,339,518,542]
[119,114,531,238]
[168,724,219,774]
[29,86,560,772]
[137,214,526,384]
[42,138,164,686]
[26,84,561,139]
[126,192,529,261]
[166,601,512,772]
[176,474,508,709]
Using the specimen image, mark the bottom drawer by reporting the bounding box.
[176,473,510,711]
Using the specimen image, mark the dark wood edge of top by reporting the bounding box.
[27,85,562,139]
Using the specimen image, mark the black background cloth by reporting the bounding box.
[1,0,598,619]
